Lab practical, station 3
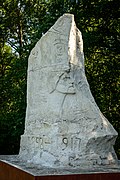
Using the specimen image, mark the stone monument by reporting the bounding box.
[19,14,118,168]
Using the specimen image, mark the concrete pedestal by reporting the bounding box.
[0,156,120,180]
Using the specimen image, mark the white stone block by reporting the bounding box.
[19,14,118,168]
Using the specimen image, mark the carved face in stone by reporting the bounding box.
[56,72,76,94]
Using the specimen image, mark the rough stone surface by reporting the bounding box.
[19,14,118,168]
[0,156,120,176]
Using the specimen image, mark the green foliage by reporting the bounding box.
[0,0,120,158]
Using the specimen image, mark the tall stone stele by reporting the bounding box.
[19,14,118,167]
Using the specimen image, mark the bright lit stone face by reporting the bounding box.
[19,14,118,167]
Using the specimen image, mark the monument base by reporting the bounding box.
[0,156,120,180]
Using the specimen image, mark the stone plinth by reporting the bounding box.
[0,156,120,180]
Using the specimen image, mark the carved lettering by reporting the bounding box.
[62,136,81,151]
[62,137,68,150]
[27,136,51,149]
[56,44,64,56]
[54,37,66,64]
[71,137,81,151]
[31,47,38,58]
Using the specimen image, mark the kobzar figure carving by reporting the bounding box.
[19,14,118,167]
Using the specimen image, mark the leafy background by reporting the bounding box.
[0,0,120,158]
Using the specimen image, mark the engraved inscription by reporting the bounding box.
[71,137,81,151]
[54,37,66,63]
[62,137,68,150]
[36,137,43,148]
[31,47,38,58]
[56,44,64,56]
[62,136,81,151]
[27,136,51,149]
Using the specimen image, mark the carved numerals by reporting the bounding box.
[61,136,81,151]
[62,137,68,150]
[27,135,81,152]
[28,136,51,149]
[36,137,43,148]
